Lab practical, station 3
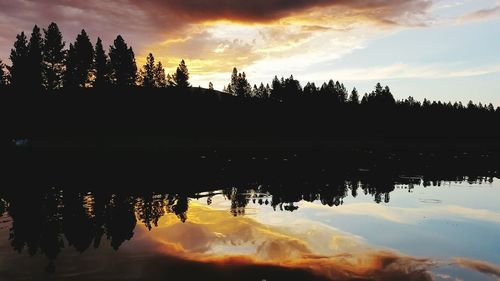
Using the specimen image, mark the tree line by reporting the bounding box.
[223,66,499,113]
[0,22,499,143]
[0,22,498,114]
[0,23,190,91]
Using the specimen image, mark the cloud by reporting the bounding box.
[135,0,433,24]
[457,5,500,23]
[0,0,432,72]
[137,202,437,281]
[455,258,500,279]
[301,201,500,225]
[298,63,500,82]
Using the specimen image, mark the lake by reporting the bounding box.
[0,177,499,280]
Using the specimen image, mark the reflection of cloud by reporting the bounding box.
[301,202,500,224]
[455,258,500,279]
[144,203,436,280]
[457,5,500,23]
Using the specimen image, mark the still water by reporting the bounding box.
[0,177,499,281]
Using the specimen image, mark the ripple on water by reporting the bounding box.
[418,198,443,204]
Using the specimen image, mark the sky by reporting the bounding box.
[0,0,499,104]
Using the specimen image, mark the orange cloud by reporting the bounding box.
[139,203,436,281]
[455,258,500,279]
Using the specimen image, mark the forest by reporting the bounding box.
[0,23,499,144]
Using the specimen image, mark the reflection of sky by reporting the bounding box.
[198,180,500,279]
[0,181,499,280]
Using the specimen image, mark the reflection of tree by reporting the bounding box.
[224,188,249,217]
[171,195,189,223]
[105,194,136,250]
[7,188,65,272]
[136,194,166,230]
[63,192,94,252]
[0,175,494,268]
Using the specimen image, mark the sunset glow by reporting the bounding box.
[0,0,499,103]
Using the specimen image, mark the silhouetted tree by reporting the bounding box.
[252,84,258,97]
[208,82,214,90]
[109,35,137,87]
[254,82,269,99]
[27,25,44,90]
[166,73,174,87]
[338,82,348,103]
[349,87,359,104]
[270,75,282,101]
[0,60,8,88]
[65,30,94,88]
[63,43,77,88]
[42,23,65,91]
[174,59,189,88]
[9,32,29,89]
[282,75,302,99]
[142,53,155,88]
[362,83,395,107]
[226,67,251,97]
[303,82,318,95]
[154,61,167,88]
[93,37,111,88]
[234,72,251,97]
[229,67,238,95]
[467,100,476,111]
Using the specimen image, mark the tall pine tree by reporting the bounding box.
[349,87,359,104]
[65,30,94,88]
[109,35,137,87]
[174,59,189,88]
[27,25,44,90]
[154,61,167,88]
[43,22,65,91]
[9,32,29,89]
[142,53,155,88]
[94,37,110,88]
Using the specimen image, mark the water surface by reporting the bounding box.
[0,177,499,280]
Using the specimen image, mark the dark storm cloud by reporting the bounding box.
[137,0,432,22]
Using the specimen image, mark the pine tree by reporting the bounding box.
[233,72,250,97]
[65,30,94,88]
[339,83,348,103]
[257,82,268,99]
[252,84,258,97]
[94,37,110,88]
[375,83,383,96]
[142,53,155,88]
[154,61,167,88]
[109,35,137,87]
[349,87,359,104]
[229,67,238,95]
[9,32,29,89]
[27,25,44,90]
[43,22,65,91]
[174,59,189,88]
[270,75,282,100]
[0,60,8,87]
[166,73,174,87]
[64,43,77,88]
